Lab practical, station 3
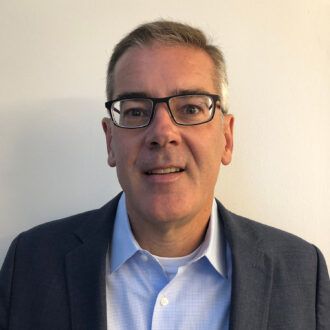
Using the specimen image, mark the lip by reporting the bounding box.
[143,166,185,183]
[146,167,183,175]
[144,170,184,183]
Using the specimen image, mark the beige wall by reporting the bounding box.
[0,0,329,267]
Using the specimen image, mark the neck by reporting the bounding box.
[127,199,213,257]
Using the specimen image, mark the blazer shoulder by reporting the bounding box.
[12,194,121,259]
[217,200,319,257]
[216,201,330,296]
[22,207,101,239]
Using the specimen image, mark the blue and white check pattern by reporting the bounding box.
[106,194,232,330]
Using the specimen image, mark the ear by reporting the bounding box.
[221,114,234,165]
[102,118,116,167]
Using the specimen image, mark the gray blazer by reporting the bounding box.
[0,193,329,330]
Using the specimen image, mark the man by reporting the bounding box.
[0,20,329,330]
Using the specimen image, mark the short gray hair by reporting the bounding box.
[106,20,229,114]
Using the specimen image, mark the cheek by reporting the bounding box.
[111,133,141,172]
[114,149,135,193]
[187,128,224,169]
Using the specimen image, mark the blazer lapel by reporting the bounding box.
[217,201,273,330]
[228,238,273,330]
[65,194,120,330]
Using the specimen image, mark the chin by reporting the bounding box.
[143,194,194,223]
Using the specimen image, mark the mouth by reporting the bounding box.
[145,167,184,175]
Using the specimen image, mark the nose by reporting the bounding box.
[144,102,182,148]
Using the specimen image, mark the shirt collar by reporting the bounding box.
[110,194,227,278]
[110,193,140,273]
[197,199,228,278]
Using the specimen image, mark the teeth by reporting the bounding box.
[148,167,182,174]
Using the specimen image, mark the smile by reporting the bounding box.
[146,167,184,175]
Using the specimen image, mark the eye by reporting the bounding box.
[123,107,147,117]
[181,104,202,115]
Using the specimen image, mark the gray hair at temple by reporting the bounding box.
[106,20,229,115]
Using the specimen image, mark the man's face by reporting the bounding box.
[102,43,234,229]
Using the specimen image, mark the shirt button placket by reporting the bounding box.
[151,293,171,330]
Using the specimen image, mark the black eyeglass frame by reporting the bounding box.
[104,93,223,129]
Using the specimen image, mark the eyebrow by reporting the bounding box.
[115,92,149,100]
[174,88,212,96]
[114,89,213,100]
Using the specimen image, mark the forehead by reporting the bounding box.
[112,43,217,98]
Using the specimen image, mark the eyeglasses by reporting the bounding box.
[105,93,222,129]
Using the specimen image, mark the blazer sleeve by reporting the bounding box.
[314,245,330,330]
[0,236,20,330]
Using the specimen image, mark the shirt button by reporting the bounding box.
[140,254,148,262]
[160,297,169,306]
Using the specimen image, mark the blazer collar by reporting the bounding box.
[65,193,121,330]
[216,200,273,330]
